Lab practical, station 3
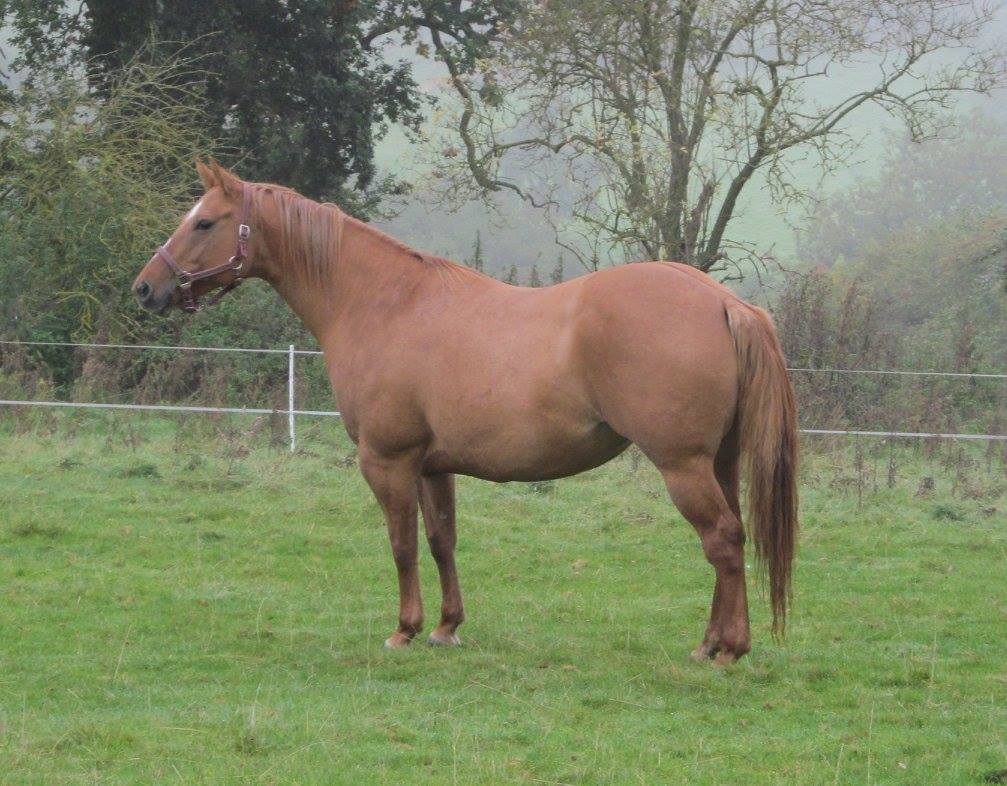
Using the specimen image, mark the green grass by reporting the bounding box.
[0,413,1004,784]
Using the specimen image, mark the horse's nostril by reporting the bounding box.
[136,281,151,300]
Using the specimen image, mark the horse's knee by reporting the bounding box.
[425,530,456,563]
[389,539,417,570]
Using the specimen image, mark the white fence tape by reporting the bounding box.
[0,399,341,417]
[801,428,1006,441]
[0,339,323,356]
[1,340,1004,446]
[788,366,1006,380]
[3,339,1004,377]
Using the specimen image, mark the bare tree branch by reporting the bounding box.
[429,0,1006,280]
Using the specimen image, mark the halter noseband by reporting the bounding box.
[154,183,252,313]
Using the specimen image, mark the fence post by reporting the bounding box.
[288,344,296,453]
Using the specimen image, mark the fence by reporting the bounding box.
[1,339,1005,451]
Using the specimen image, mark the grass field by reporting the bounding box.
[0,413,1004,784]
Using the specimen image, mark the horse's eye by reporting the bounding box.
[195,218,214,230]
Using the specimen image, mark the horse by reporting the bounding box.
[132,160,798,664]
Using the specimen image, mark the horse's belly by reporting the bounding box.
[420,417,630,482]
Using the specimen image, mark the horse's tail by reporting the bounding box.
[725,300,799,636]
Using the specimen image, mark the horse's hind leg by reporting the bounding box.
[661,458,751,664]
[418,473,464,646]
[714,426,742,522]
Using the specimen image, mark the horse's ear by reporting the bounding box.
[209,158,243,198]
[195,160,216,191]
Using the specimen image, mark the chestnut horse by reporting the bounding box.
[133,161,798,663]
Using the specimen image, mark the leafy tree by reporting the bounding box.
[527,263,542,287]
[0,55,213,344]
[778,120,1007,429]
[430,0,1006,279]
[503,264,519,284]
[799,112,1007,266]
[774,214,1006,431]
[1,0,516,205]
[0,52,322,395]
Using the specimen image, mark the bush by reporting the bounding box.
[0,48,320,402]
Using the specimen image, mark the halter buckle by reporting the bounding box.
[238,224,250,241]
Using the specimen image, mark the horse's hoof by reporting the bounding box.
[713,651,739,667]
[383,632,413,649]
[690,643,716,662]
[427,631,461,647]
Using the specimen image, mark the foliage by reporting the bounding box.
[799,113,1007,266]
[1,0,517,205]
[0,414,1004,783]
[429,0,1006,279]
[0,55,214,354]
[0,51,325,394]
[774,117,1007,435]
[550,254,565,284]
[785,119,1007,373]
[774,213,1006,433]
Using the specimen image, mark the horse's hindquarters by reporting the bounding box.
[571,264,740,464]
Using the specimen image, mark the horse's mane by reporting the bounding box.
[248,181,490,285]
[247,182,345,283]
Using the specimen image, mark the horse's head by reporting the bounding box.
[133,160,255,313]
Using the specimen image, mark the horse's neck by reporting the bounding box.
[267,216,437,347]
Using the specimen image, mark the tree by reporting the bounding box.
[528,263,543,287]
[799,111,1007,265]
[1,0,516,206]
[468,230,485,272]
[430,0,1006,279]
[503,264,519,284]
[0,55,214,348]
[550,254,565,284]
[0,52,325,393]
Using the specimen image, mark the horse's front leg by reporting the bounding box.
[419,473,464,645]
[359,448,423,648]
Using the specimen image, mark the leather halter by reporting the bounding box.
[154,183,252,313]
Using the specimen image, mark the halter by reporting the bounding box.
[154,183,252,313]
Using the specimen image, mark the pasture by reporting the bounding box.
[0,413,1004,784]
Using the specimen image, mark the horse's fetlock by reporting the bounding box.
[399,616,423,637]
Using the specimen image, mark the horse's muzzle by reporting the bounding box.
[133,278,174,314]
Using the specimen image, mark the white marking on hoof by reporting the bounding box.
[690,644,716,662]
[427,632,461,647]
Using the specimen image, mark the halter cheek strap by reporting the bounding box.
[155,183,252,313]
